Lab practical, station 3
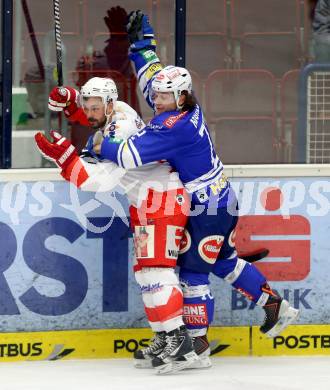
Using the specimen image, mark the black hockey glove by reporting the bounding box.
[126,10,156,52]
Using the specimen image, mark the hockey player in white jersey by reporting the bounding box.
[34,77,200,374]
[89,11,299,367]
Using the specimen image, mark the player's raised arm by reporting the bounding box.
[126,10,163,108]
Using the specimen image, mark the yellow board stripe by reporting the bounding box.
[252,324,330,356]
[0,325,329,362]
[0,327,248,362]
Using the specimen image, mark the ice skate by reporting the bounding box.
[152,326,199,374]
[189,335,212,369]
[134,331,166,368]
[177,335,212,369]
[260,295,299,338]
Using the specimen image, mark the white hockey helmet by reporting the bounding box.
[80,77,118,126]
[151,65,192,108]
[80,77,118,105]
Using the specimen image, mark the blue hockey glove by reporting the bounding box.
[126,10,156,52]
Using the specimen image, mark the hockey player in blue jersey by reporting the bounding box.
[90,11,299,369]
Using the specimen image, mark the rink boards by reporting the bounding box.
[0,324,330,361]
[1,165,330,359]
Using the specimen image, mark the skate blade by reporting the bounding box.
[266,306,300,338]
[134,359,153,369]
[155,352,200,375]
[184,355,212,369]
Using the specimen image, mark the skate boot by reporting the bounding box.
[152,326,199,374]
[191,335,212,368]
[177,335,212,369]
[260,294,299,338]
[134,331,166,368]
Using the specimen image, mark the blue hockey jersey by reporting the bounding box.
[101,105,232,207]
[100,48,233,208]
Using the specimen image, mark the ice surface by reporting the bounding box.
[1,356,330,390]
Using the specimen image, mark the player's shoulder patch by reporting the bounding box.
[163,111,188,128]
[141,49,158,62]
[146,63,163,81]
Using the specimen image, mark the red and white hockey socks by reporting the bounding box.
[135,267,184,333]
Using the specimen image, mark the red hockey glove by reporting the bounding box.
[34,131,78,169]
[48,86,79,116]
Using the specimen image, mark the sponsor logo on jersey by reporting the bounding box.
[134,225,155,259]
[163,111,188,128]
[179,229,192,254]
[166,225,184,259]
[210,174,228,195]
[196,188,209,203]
[104,123,123,143]
[183,303,208,325]
[106,123,117,135]
[146,63,163,81]
[175,194,185,205]
[167,249,179,258]
[149,123,163,130]
[142,49,158,61]
[108,137,123,144]
[135,117,144,129]
[198,235,224,264]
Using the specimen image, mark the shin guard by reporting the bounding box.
[212,257,267,303]
[135,268,184,333]
[179,269,214,337]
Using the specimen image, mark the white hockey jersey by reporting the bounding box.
[62,101,187,218]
